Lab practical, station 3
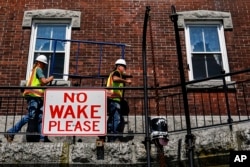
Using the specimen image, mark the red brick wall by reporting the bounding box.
[0,0,248,86]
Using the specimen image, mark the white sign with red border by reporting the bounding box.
[42,89,106,136]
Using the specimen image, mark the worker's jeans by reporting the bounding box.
[107,100,124,141]
[7,97,44,141]
[7,114,29,137]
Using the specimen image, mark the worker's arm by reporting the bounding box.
[113,75,131,84]
[40,76,54,86]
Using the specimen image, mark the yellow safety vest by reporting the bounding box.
[23,67,44,97]
[106,70,124,102]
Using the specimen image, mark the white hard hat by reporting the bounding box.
[115,59,126,66]
[36,55,48,64]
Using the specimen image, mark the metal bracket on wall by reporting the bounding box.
[96,139,104,160]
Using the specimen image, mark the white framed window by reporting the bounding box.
[26,20,72,80]
[185,22,230,81]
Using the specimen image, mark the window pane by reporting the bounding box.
[51,53,65,79]
[35,26,51,51]
[52,26,66,51]
[192,54,206,79]
[192,54,222,80]
[204,27,220,52]
[190,27,204,52]
[52,41,65,51]
[35,24,66,51]
[207,54,222,77]
[190,26,220,52]
[52,26,66,39]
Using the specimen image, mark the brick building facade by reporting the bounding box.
[1,1,250,166]
[0,0,248,86]
[0,0,250,116]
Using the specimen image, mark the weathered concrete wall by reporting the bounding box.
[1,117,250,166]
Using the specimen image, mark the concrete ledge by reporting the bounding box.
[0,142,231,166]
[1,116,250,166]
[1,122,250,166]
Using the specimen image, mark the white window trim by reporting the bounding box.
[184,21,230,82]
[26,20,72,81]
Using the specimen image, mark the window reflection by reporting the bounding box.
[190,25,220,53]
[35,25,66,51]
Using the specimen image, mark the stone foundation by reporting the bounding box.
[1,116,250,166]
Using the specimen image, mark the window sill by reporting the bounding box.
[20,80,71,87]
[187,80,236,91]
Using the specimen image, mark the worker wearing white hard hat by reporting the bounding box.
[115,58,126,67]
[108,59,131,97]
[104,58,132,142]
[35,54,48,64]
[5,55,54,143]
[29,55,52,87]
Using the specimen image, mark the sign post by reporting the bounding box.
[42,89,107,136]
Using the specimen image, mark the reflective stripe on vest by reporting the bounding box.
[23,67,44,97]
[106,70,124,101]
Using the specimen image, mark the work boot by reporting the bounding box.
[4,134,14,142]
[107,136,114,142]
[44,136,52,142]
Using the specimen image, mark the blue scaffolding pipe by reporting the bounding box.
[98,45,103,77]
[37,37,129,47]
[76,42,80,74]
[50,40,57,76]
[37,37,128,77]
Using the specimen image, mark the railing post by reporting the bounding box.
[142,6,152,167]
[221,70,233,131]
[170,5,195,167]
